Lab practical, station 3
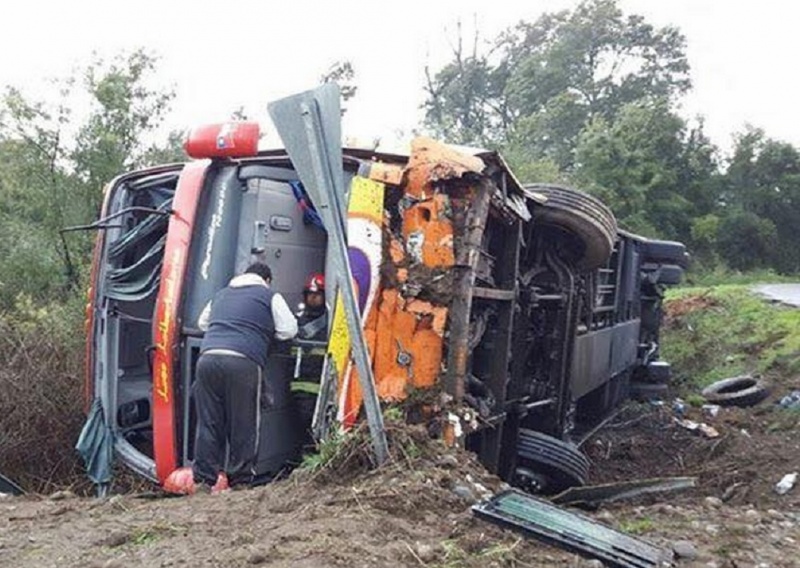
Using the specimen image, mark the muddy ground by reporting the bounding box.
[4,291,800,567]
[2,398,800,568]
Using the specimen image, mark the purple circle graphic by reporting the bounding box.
[348,248,371,315]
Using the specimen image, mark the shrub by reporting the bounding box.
[0,296,85,493]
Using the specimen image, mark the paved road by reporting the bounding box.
[753,283,800,307]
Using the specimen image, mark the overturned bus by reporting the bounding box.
[78,87,687,495]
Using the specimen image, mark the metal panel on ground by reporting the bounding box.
[473,489,673,568]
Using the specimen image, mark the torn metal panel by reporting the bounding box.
[474,489,673,568]
[405,137,486,185]
[477,149,547,206]
[551,477,697,507]
[344,143,537,222]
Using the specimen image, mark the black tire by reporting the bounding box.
[629,381,669,401]
[701,375,770,407]
[645,361,672,384]
[656,264,684,285]
[641,239,689,268]
[516,429,590,493]
[524,184,618,272]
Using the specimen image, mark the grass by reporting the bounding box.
[299,426,348,473]
[127,523,182,547]
[433,538,523,568]
[132,529,160,546]
[661,284,800,389]
[680,267,795,288]
[618,517,655,535]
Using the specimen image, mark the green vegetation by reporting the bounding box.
[661,285,800,389]
[681,267,796,288]
[299,427,348,473]
[424,0,800,276]
[617,517,655,535]
[434,538,523,568]
[129,523,182,547]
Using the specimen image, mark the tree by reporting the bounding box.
[423,0,690,168]
[321,61,358,114]
[573,98,717,242]
[0,48,178,307]
[422,21,509,146]
[716,210,777,271]
[723,128,800,272]
[71,49,176,216]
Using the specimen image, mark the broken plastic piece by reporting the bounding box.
[775,472,798,495]
[674,418,719,438]
[358,161,405,186]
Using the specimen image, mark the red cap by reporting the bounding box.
[304,273,325,293]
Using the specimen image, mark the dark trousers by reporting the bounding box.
[292,391,317,452]
[192,353,261,487]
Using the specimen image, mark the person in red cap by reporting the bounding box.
[301,273,326,320]
[291,273,328,451]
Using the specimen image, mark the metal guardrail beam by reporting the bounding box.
[267,84,388,465]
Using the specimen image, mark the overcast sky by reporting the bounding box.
[1,0,798,157]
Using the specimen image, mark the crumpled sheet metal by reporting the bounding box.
[404,137,485,200]
[402,194,455,268]
[407,136,486,178]
[373,289,446,399]
[362,138,493,405]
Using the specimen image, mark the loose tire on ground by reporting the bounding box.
[701,375,770,407]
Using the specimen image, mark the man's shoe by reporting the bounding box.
[211,472,229,494]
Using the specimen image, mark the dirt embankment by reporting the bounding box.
[3,288,800,567]
[1,432,585,568]
[3,405,800,568]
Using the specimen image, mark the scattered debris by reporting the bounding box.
[48,490,76,501]
[473,489,674,568]
[674,417,720,438]
[452,484,478,503]
[774,472,798,495]
[777,390,800,410]
[702,404,721,418]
